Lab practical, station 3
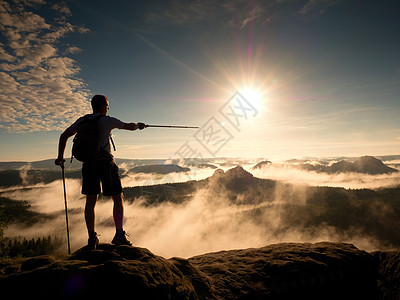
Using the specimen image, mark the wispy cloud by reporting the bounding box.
[51,3,72,17]
[144,0,271,28]
[299,0,343,18]
[65,46,82,55]
[0,0,91,133]
[144,0,343,28]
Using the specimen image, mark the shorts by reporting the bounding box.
[82,160,123,196]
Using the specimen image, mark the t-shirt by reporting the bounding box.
[67,113,125,153]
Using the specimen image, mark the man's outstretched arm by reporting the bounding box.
[55,129,75,166]
[122,122,146,131]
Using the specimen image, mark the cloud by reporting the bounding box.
[51,3,72,17]
[299,0,343,18]
[144,0,343,28]
[144,0,270,28]
[0,0,91,133]
[65,46,83,55]
[5,164,400,258]
[250,163,400,190]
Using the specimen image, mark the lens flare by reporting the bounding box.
[238,88,264,110]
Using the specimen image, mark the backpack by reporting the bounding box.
[72,114,114,163]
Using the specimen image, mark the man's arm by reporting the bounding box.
[122,122,146,131]
[55,129,75,166]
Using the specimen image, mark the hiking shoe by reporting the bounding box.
[111,230,132,246]
[87,232,99,250]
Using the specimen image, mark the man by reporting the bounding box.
[55,95,145,249]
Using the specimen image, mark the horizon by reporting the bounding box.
[2,153,400,164]
[1,0,400,161]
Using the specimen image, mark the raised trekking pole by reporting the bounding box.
[145,124,199,129]
[60,162,71,255]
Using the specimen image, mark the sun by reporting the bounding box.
[238,88,264,110]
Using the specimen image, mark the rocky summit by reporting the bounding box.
[0,242,398,299]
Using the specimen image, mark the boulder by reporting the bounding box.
[0,242,383,299]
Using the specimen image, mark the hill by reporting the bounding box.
[123,166,277,206]
[254,156,398,175]
[330,156,398,174]
[0,158,175,171]
[253,160,272,169]
[130,164,190,174]
[0,242,387,299]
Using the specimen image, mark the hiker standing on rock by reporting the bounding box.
[55,94,146,249]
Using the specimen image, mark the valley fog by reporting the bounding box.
[2,158,400,258]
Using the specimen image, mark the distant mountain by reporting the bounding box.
[130,164,190,174]
[124,166,276,206]
[254,156,398,175]
[0,158,166,171]
[211,166,257,194]
[0,159,82,170]
[0,158,221,171]
[0,169,82,188]
[329,156,398,175]
[252,160,272,169]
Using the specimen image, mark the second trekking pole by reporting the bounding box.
[60,162,71,255]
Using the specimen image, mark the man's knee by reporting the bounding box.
[86,195,97,207]
[112,193,124,204]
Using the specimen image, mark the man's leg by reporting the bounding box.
[111,193,131,245]
[112,193,124,230]
[85,194,98,233]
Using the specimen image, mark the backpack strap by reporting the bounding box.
[95,115,117,154]
[110,136,116,151]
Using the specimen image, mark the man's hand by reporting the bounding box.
[55,157,65,167]
[123,122,147,131]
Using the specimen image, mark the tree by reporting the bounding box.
[0,209,7,256]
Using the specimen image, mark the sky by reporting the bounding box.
[0,0,400,161]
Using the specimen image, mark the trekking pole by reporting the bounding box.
[60,162,71,255]
[146,124,199,129]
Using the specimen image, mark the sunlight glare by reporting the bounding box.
[239,88,264,110]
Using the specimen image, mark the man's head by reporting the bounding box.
[91,95,109,114]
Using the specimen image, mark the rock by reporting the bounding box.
[21,255,59,271]
[213,166,255,193]
[170,257,216,299]
[0,242,387,299]
[0,244,197,299]
[189,242,377,300]
[373,250,400,299]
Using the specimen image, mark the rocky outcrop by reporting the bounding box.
[190,242,377,299]
[0,244,198,299]
[0,242,394,299]
[374,251,400,299]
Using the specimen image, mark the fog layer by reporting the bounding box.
[3,163,400,258]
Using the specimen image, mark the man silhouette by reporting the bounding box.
[55,95,145,249]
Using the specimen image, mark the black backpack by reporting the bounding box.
[72,114,114,162]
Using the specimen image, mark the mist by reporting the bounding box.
[3,161,400,258]
[249,163,400,189]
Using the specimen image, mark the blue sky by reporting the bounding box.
[0,0,399,161]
